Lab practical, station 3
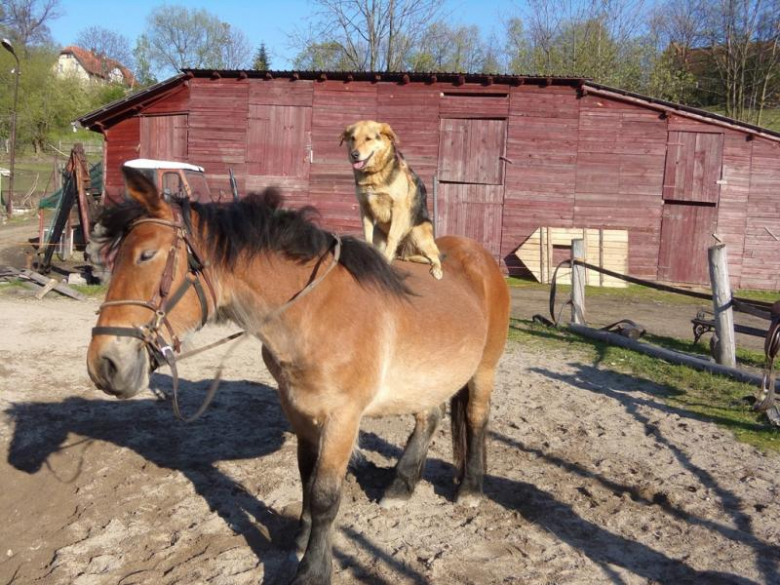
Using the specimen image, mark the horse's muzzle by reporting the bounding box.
[87,338,150,399]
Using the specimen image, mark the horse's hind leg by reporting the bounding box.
[451,368,494,507]
[380,405,444,508]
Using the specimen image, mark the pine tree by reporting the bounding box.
[253,43,270,70]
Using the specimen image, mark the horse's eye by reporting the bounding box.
[139,249,157,263]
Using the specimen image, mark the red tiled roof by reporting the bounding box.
[60,46,135,87]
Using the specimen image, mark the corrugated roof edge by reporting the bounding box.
[78,73,188,129]
[77,69,780,142]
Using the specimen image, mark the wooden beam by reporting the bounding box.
[584,85,780,143]
[568,323,780,390]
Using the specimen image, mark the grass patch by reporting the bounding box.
[509,318,779,453]
[70,283,107,297]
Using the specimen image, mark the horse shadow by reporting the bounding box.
[357,427,769,585]
[5,374,298,581]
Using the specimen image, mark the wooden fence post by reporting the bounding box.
[708,243,736,368]
[571,238,586,325]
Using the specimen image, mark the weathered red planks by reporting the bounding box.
[88,72,780,289]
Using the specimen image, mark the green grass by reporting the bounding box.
[509,318,780,453]
[70,283,107,297]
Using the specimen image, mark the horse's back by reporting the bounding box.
[364,236,509,416]
[436,235,511,366]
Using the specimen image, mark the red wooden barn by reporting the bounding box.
[78,69,780,290]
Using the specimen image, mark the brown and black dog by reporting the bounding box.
[341,120,443,279]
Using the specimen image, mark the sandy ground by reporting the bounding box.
[0,289,779,585]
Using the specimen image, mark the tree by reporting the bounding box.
[75,26,135,71]
[134,5,252,79]
[406,23,495,73]
[0,0,61,53]
[253,42,270,70]
[290,0,446,72]
[652,0,780,123]
[501,0,651,91]
[293,40,353,70]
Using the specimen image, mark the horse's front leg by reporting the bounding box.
[292,409,361,585]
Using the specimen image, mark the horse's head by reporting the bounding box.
[87,167,215,399]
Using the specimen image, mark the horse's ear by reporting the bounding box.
[379,123,398,145]
[122,166,168,217]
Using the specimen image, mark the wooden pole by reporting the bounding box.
[571,238,586,324]
[568,323,778,390]
[708,244,736,368]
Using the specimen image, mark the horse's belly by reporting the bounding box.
[363,349,483,417]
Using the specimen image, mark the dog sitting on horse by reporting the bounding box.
[341,120,443,279]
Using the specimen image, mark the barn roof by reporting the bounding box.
[77,69,780,142]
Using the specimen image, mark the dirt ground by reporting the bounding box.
[0,285,779,585]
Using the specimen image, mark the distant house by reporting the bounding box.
[56,46,135,87]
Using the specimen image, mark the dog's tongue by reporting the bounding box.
[352,159,366,170]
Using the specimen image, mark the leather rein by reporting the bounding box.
[91,201,342,422]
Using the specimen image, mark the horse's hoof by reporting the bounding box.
[456,492,482,508]
[431,266,443,280]
[379,494,410,509]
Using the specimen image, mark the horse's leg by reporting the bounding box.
[379,404,444,508]
[293,410,361,585]
[294,435,317,555]
[451,368,494,507]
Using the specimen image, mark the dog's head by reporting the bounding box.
[340,120,398,172]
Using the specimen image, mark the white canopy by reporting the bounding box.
[123,159,205,173]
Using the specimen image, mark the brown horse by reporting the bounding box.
[87,168,510,585]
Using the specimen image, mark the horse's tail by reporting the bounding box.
[450,384,469,483]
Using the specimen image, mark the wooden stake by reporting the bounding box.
[571,239,586,325]
[708,244,736,368]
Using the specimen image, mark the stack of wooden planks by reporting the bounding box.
[515,227,629,288]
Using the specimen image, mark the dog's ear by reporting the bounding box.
[379,123,399,145]
[339,125,353,147]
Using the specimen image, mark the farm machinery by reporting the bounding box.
[38,145,234,275]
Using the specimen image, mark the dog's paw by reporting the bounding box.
[430,266,443,280]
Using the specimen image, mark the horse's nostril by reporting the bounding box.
[101,355,118,381]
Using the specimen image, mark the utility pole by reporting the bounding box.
[2,38,20,217]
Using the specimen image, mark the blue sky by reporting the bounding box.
[48,0,521,70]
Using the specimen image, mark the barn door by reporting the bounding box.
[246,104,312,200]
[436,118,507,258]
[658,131,723,284]
[140,115,188,161]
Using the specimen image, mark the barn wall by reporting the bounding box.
[103,117,140,205]
[743,139,780,289]
[187,78,249,199]
[502,85,579,274]
[575,96,667,280]
[309,80,378,233]
[93,75,780,289]
[245,78,314,207]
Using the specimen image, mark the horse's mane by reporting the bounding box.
[93,189,411,297]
